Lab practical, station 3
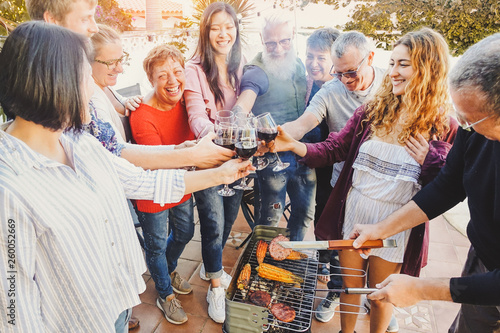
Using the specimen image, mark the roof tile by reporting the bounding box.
[116,0,182,15]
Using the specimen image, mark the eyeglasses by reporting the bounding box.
[94,51,130,70]
[456,112,493,131]
[264,38,291,50]
[330,55,368,80]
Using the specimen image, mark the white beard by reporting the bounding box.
[262,47,297,81]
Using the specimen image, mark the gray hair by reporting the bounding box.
[261,13,293,34]
[331,31,372,59]
[449,33,500,116]
[307,27,340,53]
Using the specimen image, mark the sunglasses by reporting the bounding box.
[330,55,368,80]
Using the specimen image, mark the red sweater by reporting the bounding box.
[129,101,195,213]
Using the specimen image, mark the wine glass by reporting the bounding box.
[214,122,237,196]
[215,110,234,130]
[233,126,258,190]
[256,112,290,172]
[248,113,269,170]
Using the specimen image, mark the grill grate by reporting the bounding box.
[225,226,318,333]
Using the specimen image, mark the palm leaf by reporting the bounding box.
[191,0,256,44]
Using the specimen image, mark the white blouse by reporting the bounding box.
[0,126,186,332]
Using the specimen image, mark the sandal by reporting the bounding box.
[317,264,330,283]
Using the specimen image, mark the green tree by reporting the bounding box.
[0,0,29,36]
[295,0,500,55]
[95,0,133,32]
[168,18,196,55]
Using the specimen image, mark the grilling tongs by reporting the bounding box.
[277,239,397,250]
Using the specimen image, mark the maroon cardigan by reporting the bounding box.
[302,107,458,276]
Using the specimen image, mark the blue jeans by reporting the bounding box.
[114,308,131,333]
[194,184,243,279]
[254,151,316,241]
[135,197,194,299]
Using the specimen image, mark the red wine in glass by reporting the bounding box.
[257,128,278,143]
[214,138,235,151]
[215,122,237,196]
[235,142,258,159]
[256,112,289,172]
[234,127,258,191]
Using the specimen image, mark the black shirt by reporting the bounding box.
[413,128,500,305]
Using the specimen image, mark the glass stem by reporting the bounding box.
[274,152,284,166]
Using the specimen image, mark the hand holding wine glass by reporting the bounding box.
[214,122,237,196]
[234,126,258,190]
[256,113,290,172]
[267,125,307,157]
[247,113,269,170]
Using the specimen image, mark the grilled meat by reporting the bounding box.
[268,234,292,261]
[270,303,296,323]
[249,290,272,308]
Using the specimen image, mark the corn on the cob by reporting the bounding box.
[237,263,251,290]
[285,250,308,260]
[256,263,303,284]
[256,240,268,264]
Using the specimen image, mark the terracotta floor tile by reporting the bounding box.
[422,260,464,278]
[142,274,151,284]
[222,244,245,269]
[454,245,470,266]
[232,210,253,233]
[132,302,163,333]
[429,300,460,332]
[192,221,202,242]
[179,239,202,262]
[428,242,459,263]
[311,314,341,332]
[139,277,159,306]
[449,228,471,247]
[429,216,453,244]
[154,314,207,333]
[190,263,212,288]
[177,284,209,316]
[172,258,199,282]
[202,317,225,332]
[225,230,251,248]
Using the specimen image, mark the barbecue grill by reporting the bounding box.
[224,226,317,333]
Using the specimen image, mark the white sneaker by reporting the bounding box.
[207,286,226,323]
[200,264,232,289]
[314,291,340,322]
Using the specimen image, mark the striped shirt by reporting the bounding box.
[0,126,186,332]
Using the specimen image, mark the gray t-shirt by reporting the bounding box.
[305,66,386,186]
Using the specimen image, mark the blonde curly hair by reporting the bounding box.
[365,28,451,143]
